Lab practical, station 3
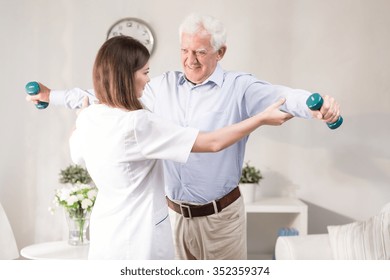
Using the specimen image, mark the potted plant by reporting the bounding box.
[49,164,97,246]
[239,161,263,203]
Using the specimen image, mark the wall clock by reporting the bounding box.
[107,18,155,54]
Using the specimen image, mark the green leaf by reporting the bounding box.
[59,164,92,185]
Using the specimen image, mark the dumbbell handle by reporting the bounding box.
[306,93,343,129]
[25,81,49,109]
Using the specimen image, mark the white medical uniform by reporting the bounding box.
[69,104,199,259]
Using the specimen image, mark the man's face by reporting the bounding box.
[180,31,222,84]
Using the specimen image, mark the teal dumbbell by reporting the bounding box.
[25,81,49,109]
[306,93,343,129]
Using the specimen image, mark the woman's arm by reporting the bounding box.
[192,98,292,152]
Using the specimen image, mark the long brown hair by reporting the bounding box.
[92,36,150,111]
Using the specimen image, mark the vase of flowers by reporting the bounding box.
[65,210,90,246]
[49,164,97,246]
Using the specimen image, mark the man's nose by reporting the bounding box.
[187,52,199,63]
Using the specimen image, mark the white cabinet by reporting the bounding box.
[245,197,308,259]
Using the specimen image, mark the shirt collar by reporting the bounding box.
[178,63,224,88]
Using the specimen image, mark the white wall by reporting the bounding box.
[0,0,389,252]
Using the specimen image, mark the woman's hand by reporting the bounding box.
[260,98,294,126]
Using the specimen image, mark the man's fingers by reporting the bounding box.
[82,96,89,108]
[25,95,39,104]
[315,112,323,119]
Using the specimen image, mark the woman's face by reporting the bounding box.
[134,62,150,98]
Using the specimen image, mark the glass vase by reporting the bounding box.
[65,210,90,246]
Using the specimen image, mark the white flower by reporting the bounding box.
[81,198,93,209]
[87,189,98,200]
[48,207,55,215]
[79,183,90,190]
[52,197,59,206]
[49,183,97,217]
[66,195,78,206]
[59,188,71,201]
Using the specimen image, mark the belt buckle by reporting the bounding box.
[180,204,192,219]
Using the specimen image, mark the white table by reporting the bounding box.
[20,241,89,260]
[245,197,308,259]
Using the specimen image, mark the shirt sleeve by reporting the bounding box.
[50,88,98,109]
[134,110,199,163]
[242,77,313,119]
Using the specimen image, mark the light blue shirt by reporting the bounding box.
[51,63,312,203]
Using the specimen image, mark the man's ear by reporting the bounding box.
[217,46,227,60]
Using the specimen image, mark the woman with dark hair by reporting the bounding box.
[70,35,291,259]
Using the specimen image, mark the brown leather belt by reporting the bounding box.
[166,186,241,219]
